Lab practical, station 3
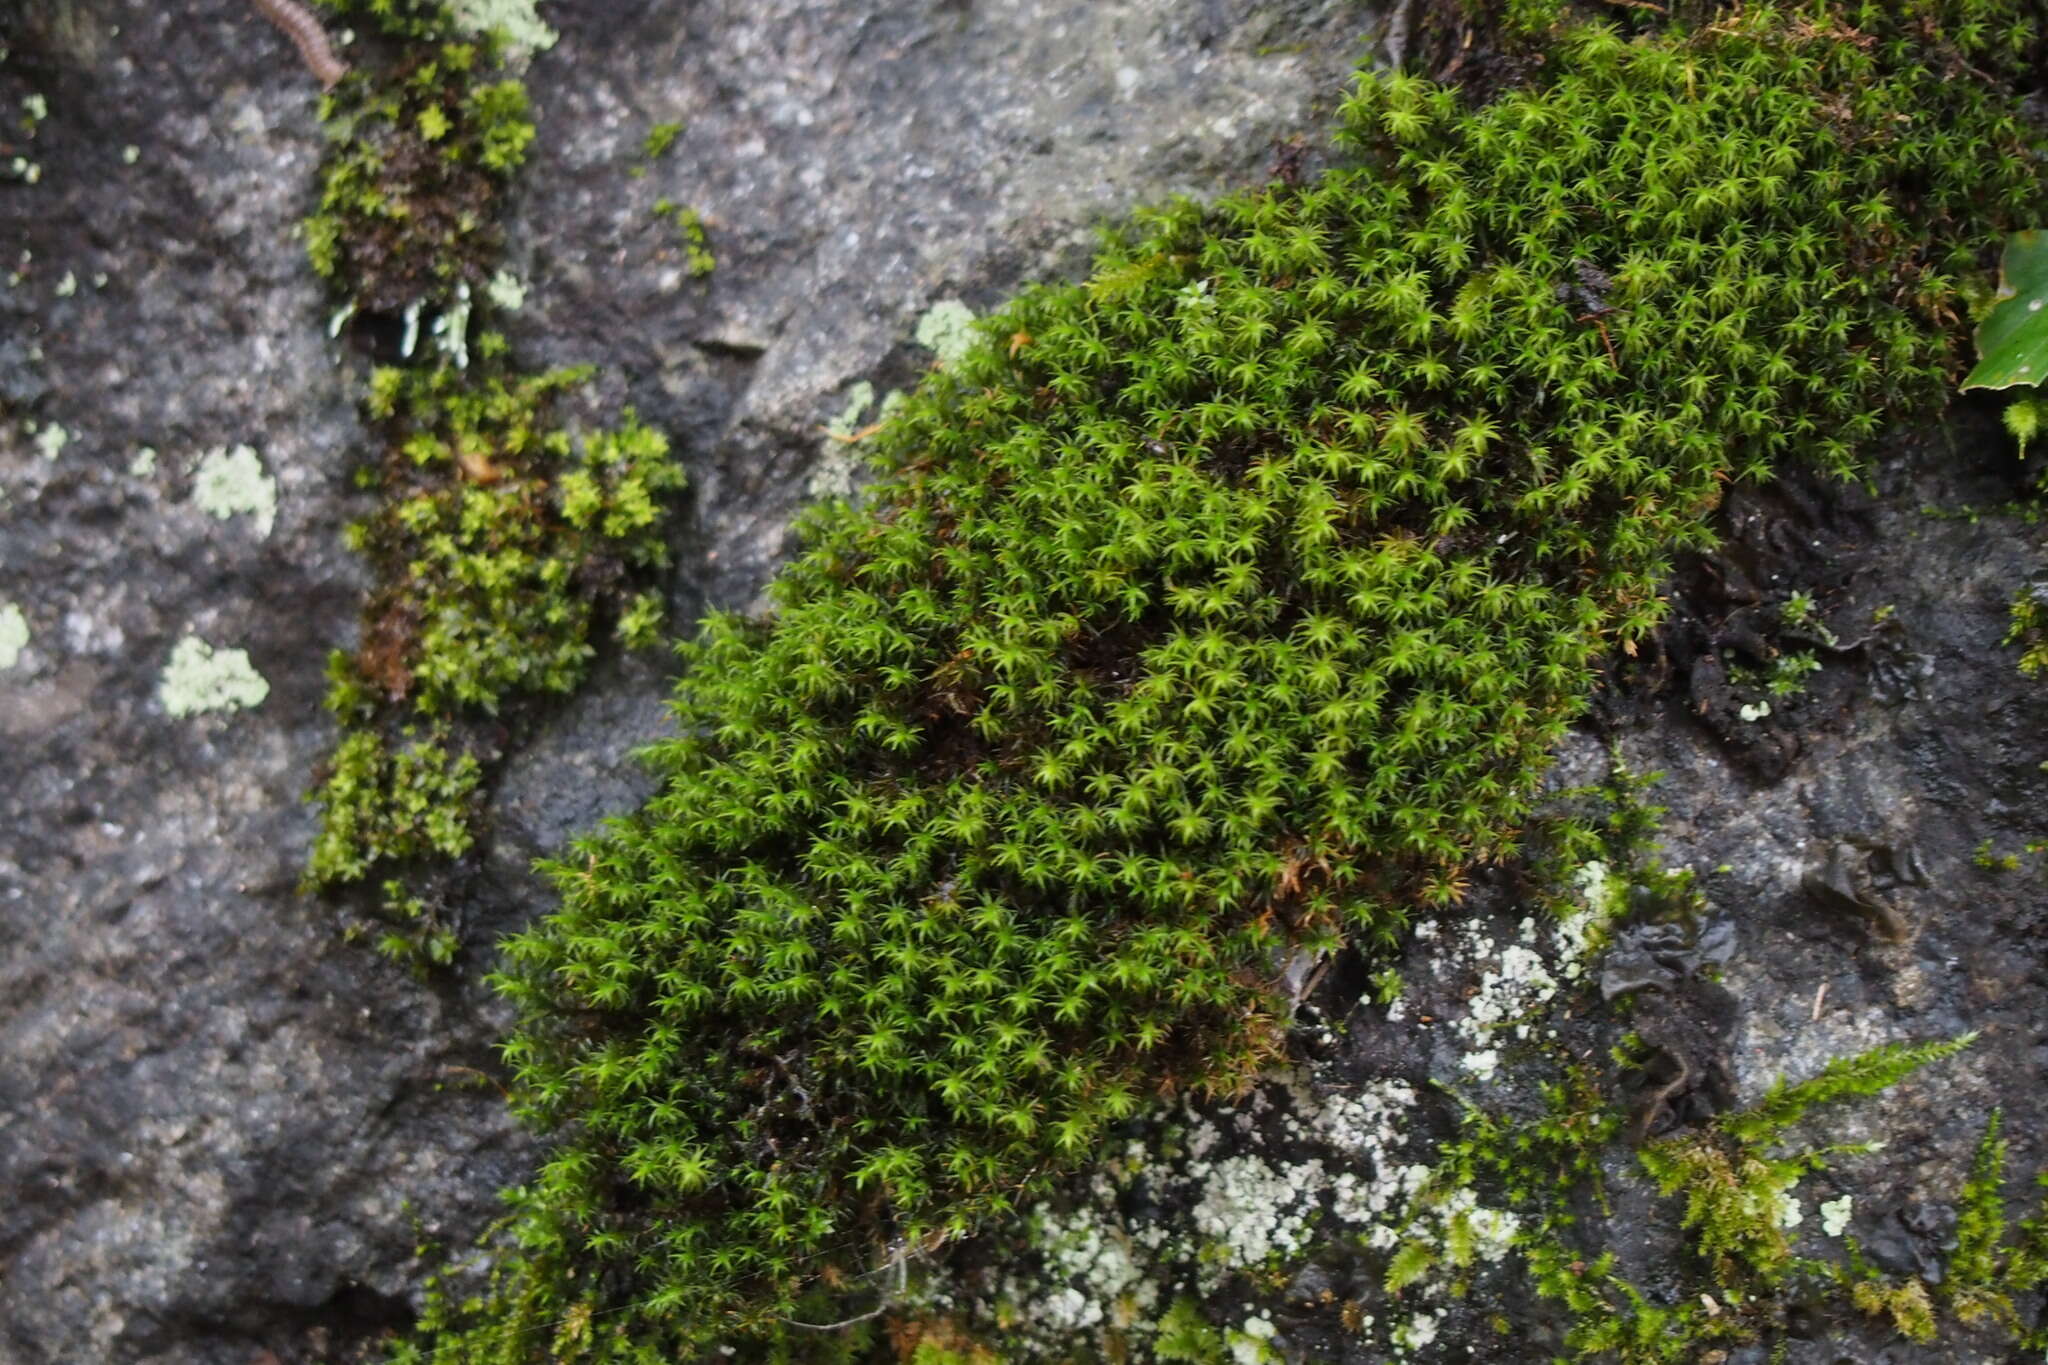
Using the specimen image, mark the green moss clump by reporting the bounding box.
[654,198,716,278]
[307,725,482,885]
[298,0,688,960]
[306,2,535,311]
[403,2,2041,1358]
[308,365,685,902]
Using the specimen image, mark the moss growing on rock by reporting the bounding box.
[307,365,684,897]
[403,2,2042,1358]
[306,1,535,312]
[301,1,688,961]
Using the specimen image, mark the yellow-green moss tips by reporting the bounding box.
[299,0,689,964]
[399,2,2046,1359]
[307,365,685,889]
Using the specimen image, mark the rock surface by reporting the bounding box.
[3,1,2048,1363]
[0,1,1372,1361]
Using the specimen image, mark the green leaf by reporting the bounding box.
[1963,230,2048,391]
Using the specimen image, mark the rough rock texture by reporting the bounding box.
[5,1,2048,1363]
[0,2,1374,1362]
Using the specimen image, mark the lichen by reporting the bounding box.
[191,444,278,537]
[484,268,525,311]
[913,299,978,368]
[31,420,65,460]
[0,601,28,670]
[447,0,557,53]
[158,636,269,717]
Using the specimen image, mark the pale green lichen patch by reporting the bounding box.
[158,636,269,717]
[913,298,978,367]
[0,602,29,671]
[129,446,157,478]
[448,0,557,53]
[31,422,66,461]
[191,444,277,537]
[825,380,875,440]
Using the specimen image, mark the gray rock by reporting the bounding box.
[0,1,1377,1361]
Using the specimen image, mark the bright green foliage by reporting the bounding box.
[309,366,685,893]
[2010,586,2048,674]
[346,366,681,715]
[1716,1034,1976,1147]
[1643,1035,1973,1286]
[1152,1299,1227,1364]
[1963,230,2048,391]
[306,2,535,311]
[1911,1108,2048,1345]
[1490,1034,1978,1360]
[643,121,685,159]
[1850,1275,1940,1343]
[1949,1108,2015,1322]
[410,3,2043,1358]
[307,727,482,884]
[301,0,687,966]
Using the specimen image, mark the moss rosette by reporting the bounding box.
[409,3,2044,1357]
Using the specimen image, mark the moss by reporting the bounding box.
[306,365,684,896]
[300,2,689,960]
[396,1,2043,1358]
[642,120,685,160]
[307,726,482,884]
[654,199,716,278]
[2007,581,2048,673]
[1640,1036,1975,1286]
[304,2,535,313]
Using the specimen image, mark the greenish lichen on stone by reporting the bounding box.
[158,636,269,717]
[0,601,29,671]
[826,381,877,440]
[191,444,278,537]
[914,298,979,368]
[31,421,66,461]
[447,0,557,53]
[485,268,525,311]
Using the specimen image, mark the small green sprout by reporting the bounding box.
[642,119,684,159]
